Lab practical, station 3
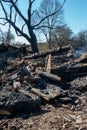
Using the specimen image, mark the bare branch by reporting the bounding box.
[9,4,13,20]
[31,0,35,4]
[1,0,27,23]
[14,11,17,23]
[2,0,11,2]
[6,19,30,41]
[31,10,37,16]
[11,0,27,23]
[28,1,31,22]
[41,28,49,42]
[21,23,26,32]
[28,0,35,24]
[15,29,22,36]
[33,0,66,28]
[34,25,56,30]
[0,1,8,19]
[0,21,8,26]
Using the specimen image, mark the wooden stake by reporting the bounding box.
[46,54,51,73]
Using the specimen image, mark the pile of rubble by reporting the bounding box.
[0,44,87,129]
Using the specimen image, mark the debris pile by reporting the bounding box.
[0,44,87,129]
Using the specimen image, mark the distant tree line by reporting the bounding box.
[1,26,87,51]
[50,25,87,49]
[0,29,15,45]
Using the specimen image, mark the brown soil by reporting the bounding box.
[1,103,87,130]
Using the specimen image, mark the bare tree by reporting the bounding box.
[52,24,73,47]
[0,0,66,52]
[36,0,66,49]
[0,28,15,45]
[76,30,87,45]
[71,30,87,49]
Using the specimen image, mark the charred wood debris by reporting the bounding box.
[0,43,87,119]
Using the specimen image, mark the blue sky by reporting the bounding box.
[63,0,87,34]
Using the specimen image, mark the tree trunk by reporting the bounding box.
[48,30,52,49]
[29,27,39,53]
[30,39,39,53]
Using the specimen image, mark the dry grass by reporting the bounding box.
[38,42,60,52]
[38,42,49,52]
[26,42,60,53]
